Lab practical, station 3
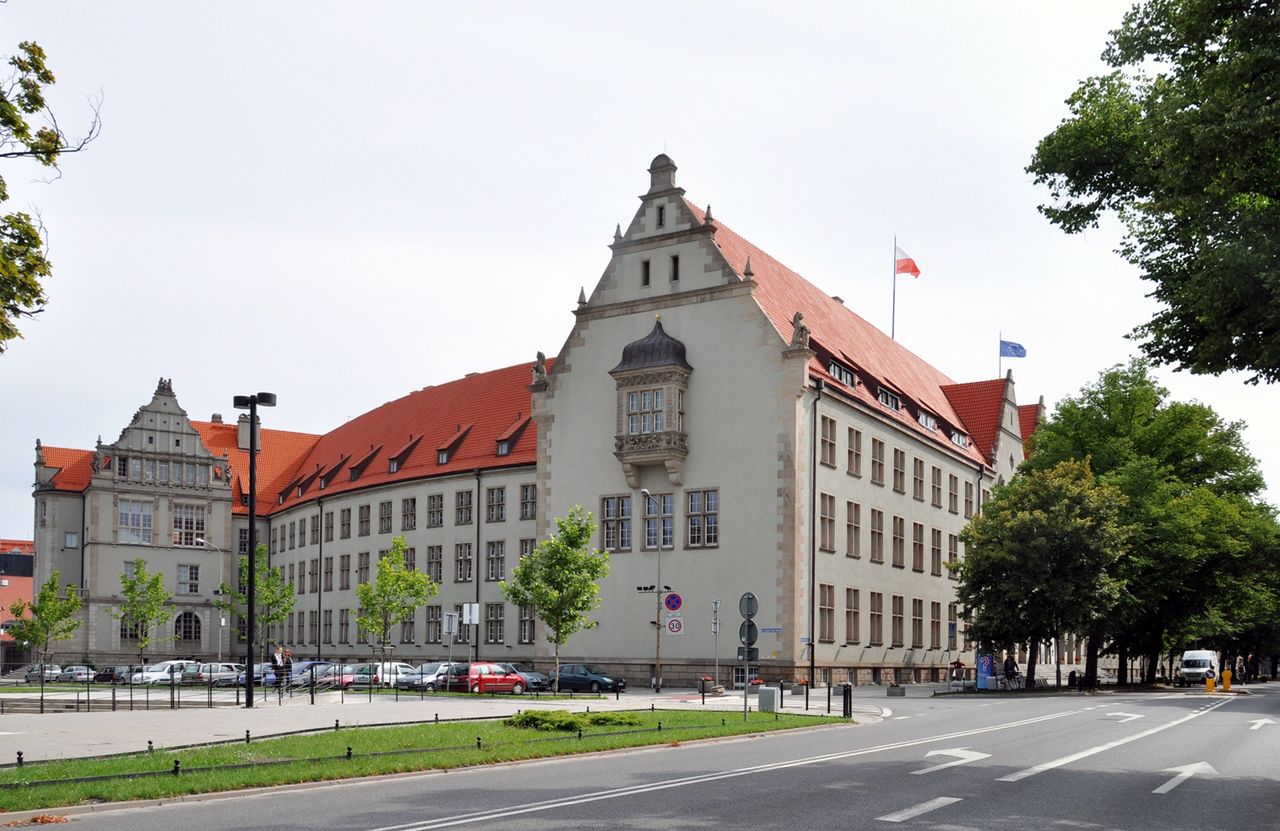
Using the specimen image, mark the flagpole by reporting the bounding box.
[891,235,897,340]
[998,330,1003,378]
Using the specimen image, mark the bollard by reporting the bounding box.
[827,684,832,714]
[334,719,340,731]
[577,728,582,741]
[657,721,662,731]
[16,752,22,767]
[435,713,438,724]
[702,689,706,705]
[476,736,482,750]
[147,740,153,753]
[173,759,181,776]
[246,729,251,744]
[346,746,352,759]
[1205,675,1214,693]
[616,688,619,701]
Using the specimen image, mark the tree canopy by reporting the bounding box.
[0,40,99,352]
[1028,0,1280,382]
[113,559,174,661]
[214,544,295,662]
[501,506,610,688]
[6,570,81,666]
[355,536,437,658]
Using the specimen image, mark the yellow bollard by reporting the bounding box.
[1205,673,1215,693]
[1222,667,1232,693]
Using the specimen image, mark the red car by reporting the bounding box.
[468,662,527,694]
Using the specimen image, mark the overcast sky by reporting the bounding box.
[1,1,1275,539]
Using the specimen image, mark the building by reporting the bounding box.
[0,539,34,671]
[34,155,1095,685]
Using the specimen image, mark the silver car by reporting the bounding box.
[24,664,61,683]
[55,665,94,683]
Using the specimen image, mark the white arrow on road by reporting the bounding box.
[1153,761,1217,794]
[1106,712,1143,723]
[1248,718,1276,731]
[910,747,991,775]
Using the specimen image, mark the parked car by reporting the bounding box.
[283,661,335,687]
[235,663,272,687]
[182,662,244,685]
[55,665,95,683]
[24,664,62,683]
[548,664,626,693]
[467,662,527,694]
[439,662,472,692]
[501,662,550,692]
[94,665,136,683]
[315,663,360,688]
[371,661,418,688]
[131,660,198,685]
[396,661,455,691]
[345,663,380,688]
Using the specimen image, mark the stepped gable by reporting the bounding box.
[37,447,94,492]
[274,361,543,511]
[684,200,988,467]
[940,379,1009,463]
[191,422,320,516]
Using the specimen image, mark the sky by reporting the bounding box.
[1,1,1276,538]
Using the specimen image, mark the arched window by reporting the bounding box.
[175,611,202,643]
[120,618,142,641]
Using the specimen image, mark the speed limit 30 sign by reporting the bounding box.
[665,614,685,635]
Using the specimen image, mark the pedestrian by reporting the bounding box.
[1004,652,1018,682]
[270,646,282,674]
[283,649,293,686]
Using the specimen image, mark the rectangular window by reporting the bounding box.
[340,508,351,539]
[820,416,837,467]
[339,609,350,644]
[309,515,319,545]
[641,259,650,287]
[130,458,142,480]
[878,388,901,410]
[238,527,249,555]
[288,521,296,550]
[601,496,632,551]
[626,388,666,435]
[119,499,153,544]
[402,498,416,531]
[642,492,675,549]
[964,481,974,518]
[427,494,444,527]
[425,605,442,644]
[519,604,536,644]
[847,428,862,476]
[949,475,959,513]
[323,609,333,644]
[144,459,155,481]
[656,205,666,227]
[869,592,884,646]
[912,598,924,648]
[323,556,333,591]
[297,561,305,595]
[520,538,536,558]
[158,460,169,482]
[892,515,905,568]
[912,522,925,572]
[486,487,506,522]
[931,466,943,507]
[948,534,959,578]
[486,540,505,581]
[400,614,415,644]
[686,488,719,547]
[485,603,504,644]
[177,564,199,594]
[455,543,473,582]
[355,608,367,645]
[426,545,443,583]
[670,254,679,281]
[845,501,861,558]
[288,563,295,592]
[871,439,885,485]
[913,458,925,501]
[172,504,205,547]
[340,554,351,590]
[870,509,884,563]
[309,558,319,593]
[456,491,473,525]
[324,511,334,542]
[358,504,371,536]
[309,611,318,646]
[845,588,860,644]
[892,595,905,647]
[378,501,393,533]
[453,605,471,644]
[819,584,835,643]
[930,601,941,649]
[286,612,294,644]
[404,547,416,572]
[520,484,537,520]
[893,448,906,493]
[357,551,370,585]
[819,493,836,552]
[931,528,943,576]
[948,603,958,649]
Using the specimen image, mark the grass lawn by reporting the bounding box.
[0,709,846,812]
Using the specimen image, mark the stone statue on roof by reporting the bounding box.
[532,351,548,384]
[790,311,810,349]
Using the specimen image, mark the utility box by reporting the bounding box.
[758,686,779,712]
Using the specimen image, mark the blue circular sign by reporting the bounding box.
[664,593,683,611]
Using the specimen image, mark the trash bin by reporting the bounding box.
[758,686,779,712]
[841,683,853,718]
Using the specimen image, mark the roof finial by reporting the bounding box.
[743,255,754,281]
[613,223,622,242]
[704,204,714,222]
[577,287,587,306]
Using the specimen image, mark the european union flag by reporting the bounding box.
[999,340,1027,358]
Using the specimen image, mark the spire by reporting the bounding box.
[704,204,714,223]
[577,287,587,307]
[613,223,622,243]
[743,256,754,281]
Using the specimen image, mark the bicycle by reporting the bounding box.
[998,674,1025,691]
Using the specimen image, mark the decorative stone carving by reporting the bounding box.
[790,311,810,349]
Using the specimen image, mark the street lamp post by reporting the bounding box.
[194,538,224,662]
[640,489,668,693]
[233,391,276,709]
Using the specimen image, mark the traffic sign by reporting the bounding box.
[737,646,759,661]
[739,592,758,619]
[665,614,685,635]
[948,622,956,637]
[760,626,783,634]
[664,593,683,611]
[739,619,758,647]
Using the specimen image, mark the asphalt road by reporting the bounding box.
[63,685,1280,830]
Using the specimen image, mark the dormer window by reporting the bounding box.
[319,479,326,490]
[497,440,511,457]
[350,469,359,481]
[438,450,450,465]
[951,431,970,448]
[389,459,399,473]
[828,361,856,387]
[917,411,938,431]
[877,388,901,411]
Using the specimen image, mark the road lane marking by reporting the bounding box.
[876,797,963,823]
[1153,761,1216,794]
[364,710,1082,831]
[910,748,991,775]
[1106,712,1143,723]
[997,698,1232,782]
[1248,718,1276,731]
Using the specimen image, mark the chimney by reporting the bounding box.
[236,413,259,451]
[211,413,223,424]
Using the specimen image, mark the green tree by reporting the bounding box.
[501,506,610,691]
[0,41,100,352]
[112,560,175,667]
[355,536,437,673]
[6,570,81,674]
[1028,0,1280,382]
[956,460,1128,688]
[213,544,295,667]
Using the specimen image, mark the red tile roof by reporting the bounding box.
[940,379,1008,463]
[0,539,33,555]
[1018,403,1042,459]
[272,361,541,512]
[39,447,94,492]
[189,422,320,517]
[685,201,990,468]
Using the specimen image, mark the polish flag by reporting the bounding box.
[895,246,920,277]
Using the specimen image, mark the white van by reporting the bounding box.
[1178,650,1218,686]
